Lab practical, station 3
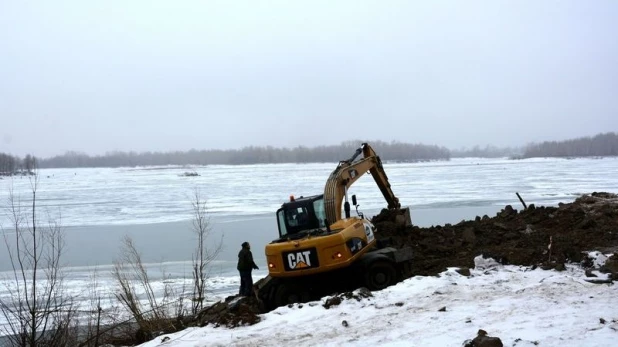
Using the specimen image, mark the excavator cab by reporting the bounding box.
[275,194,329,241]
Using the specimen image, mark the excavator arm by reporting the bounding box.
[323,143,401,224]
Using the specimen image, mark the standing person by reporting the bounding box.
[237,241,259,296]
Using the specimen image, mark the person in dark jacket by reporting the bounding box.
[237,241,259,296]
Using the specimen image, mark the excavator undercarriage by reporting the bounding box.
[254,244,413,311]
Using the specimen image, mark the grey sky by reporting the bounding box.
[1,1,616,157]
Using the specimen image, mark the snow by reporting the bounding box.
[137,255,618,347]
[588,251,609,268]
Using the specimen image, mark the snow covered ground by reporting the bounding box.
[137,255,618,347]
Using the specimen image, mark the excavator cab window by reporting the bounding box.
[313,199,326,228]
[277,211,289,237]
[287,207,309,227]
[276,195,325,238]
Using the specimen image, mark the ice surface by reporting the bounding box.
[1,157,617,227]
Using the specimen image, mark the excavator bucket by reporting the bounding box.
[395,207,412,227]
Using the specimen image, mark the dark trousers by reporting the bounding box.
[239,270,253,296]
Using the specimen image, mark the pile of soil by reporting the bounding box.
[372,192,618,276]
[196,295,262,328]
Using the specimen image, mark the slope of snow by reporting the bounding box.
[139,256,618,347]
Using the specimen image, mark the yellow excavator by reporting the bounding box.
[254,143,413,311]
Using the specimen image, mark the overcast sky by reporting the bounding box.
[1,1,616,157]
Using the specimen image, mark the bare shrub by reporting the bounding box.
[111,236,180,341]
[105,187,224,344]
[190,188,223,315]
[0,170,76,346]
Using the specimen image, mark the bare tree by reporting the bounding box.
[0,169,75,346]
[189,188,223,315]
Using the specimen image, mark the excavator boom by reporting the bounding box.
[324,143,401,224]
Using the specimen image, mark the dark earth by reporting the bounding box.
[195,192,618,332]
[373,191,618,276]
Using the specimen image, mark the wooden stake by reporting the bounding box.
[516,192,527,209]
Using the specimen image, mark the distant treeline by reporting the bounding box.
[522,132,618,158]
[34,140,451,168]
[451,145,522,158]
[3,132,617,170]
[0,153,36,175]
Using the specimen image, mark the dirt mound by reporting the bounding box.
[372,192,618,276]
[195,295,261,328]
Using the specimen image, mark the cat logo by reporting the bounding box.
[288,251,312,269]
[283,247,319,271]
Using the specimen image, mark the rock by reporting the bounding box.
[323,296,342,309]
[211,302,228,313]
[357,287,373,298]
[539,261,565,271]
[463,329,503,347]
[456,267,471,276]
[584,278,613,284]
[601,254,618,273]
[342,320,349,327]
[504,205,515,214]
[438,306,446,312]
